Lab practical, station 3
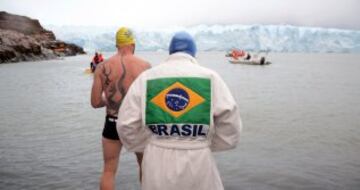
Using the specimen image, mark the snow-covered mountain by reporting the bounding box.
[47,25,360,53]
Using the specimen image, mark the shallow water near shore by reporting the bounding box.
[0,52,360,190]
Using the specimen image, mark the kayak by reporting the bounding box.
[84,68,93,74]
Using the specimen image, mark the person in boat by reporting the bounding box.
[245,52,251,60]
[91,27,151,190]
[117,31,242,190]
[90,52,104,72]
[230,49,251,60]
[231,49,245,60]
[99,52,104,62]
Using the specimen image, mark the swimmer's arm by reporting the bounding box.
[91,64,107,108]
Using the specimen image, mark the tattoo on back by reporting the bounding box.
[117,59,127,106]
[107,83,119,112]
[102,65,111,86]
[102,56,128,115]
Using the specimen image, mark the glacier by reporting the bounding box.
[47,25,360,53]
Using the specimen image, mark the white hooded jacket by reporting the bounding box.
[117,52,242,190]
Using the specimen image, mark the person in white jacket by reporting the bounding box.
[117,31,242,190]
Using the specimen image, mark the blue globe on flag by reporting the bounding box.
[165,88,189,111]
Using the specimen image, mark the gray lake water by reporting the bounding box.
[0,52,360,190]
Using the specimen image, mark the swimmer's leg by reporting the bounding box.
[100,138,122,190]
[135,152,143,182]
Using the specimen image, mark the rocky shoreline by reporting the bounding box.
[0,11,85,64]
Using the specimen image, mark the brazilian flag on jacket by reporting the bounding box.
[146,77,211,127]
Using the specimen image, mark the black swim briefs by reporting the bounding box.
[102,115,120,140]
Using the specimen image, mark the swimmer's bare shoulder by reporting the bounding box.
[99,54,119,70]
[95,54,120,81]
[127,55,151,74]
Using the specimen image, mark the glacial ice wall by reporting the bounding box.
[48,24,360,53]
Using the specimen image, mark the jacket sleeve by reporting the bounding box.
[117,76,150,152]
[210,73,242,152]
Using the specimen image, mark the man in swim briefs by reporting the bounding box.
[91,27,150,190]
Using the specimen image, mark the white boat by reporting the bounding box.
[226,50,271,65]
[228,56,271,65]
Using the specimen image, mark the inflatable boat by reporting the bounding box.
[228,56,271,65]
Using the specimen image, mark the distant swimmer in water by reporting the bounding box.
[91,27,151,190]
[117,31,242,190]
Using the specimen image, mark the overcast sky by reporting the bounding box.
[1,0,359,30]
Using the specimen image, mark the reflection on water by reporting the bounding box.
[0,52,360,190]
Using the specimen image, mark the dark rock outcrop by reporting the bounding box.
[0,11,85,63]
